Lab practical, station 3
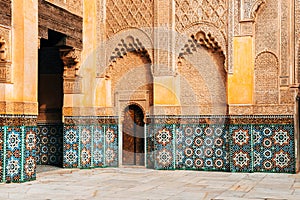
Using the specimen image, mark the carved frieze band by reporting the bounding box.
[0,102,38,115]
[0,61,11,83]
[63,107,115,117]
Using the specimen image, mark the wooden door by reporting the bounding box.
[122,105,145,165]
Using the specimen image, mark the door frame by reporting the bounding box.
[121,104,146,166]
[116,90,149,167]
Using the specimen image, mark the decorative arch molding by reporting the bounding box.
[240,0,267,21]
[176,23,227,71]
[101,27,153,77]
[250,0,267,19]
[120,101,147,123]
[254,50,279,65]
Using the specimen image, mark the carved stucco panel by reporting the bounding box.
[254,51,279,104]
[255,0,279,55]
[106,0,153,38]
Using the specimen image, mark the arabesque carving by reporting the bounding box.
[254,51,279,104]
[0,35,11,83]
[175,0,227,37]
[59,48,82,94]
[0,36,7,61]
[106,0,153,38]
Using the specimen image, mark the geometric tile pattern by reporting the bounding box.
[176,124,229,171]
[63,122,119,169]
[5,127,22,183]
[63,125,79,168]
[147,116,295,173]
[230,125,252,172]
[230,124,295,173]
[36,124,63,167]
[24,127,37,181]
[253,125,295,173]
[153,124,175,170]
[0,126,37,183]
[104,124,118,167]
[79,126,92,168]
[93,126,105,167]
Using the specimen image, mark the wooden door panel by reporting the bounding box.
[122,109,135,165]
[122,105,145,166]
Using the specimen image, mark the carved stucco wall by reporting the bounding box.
[254,52,279,104]
[255,0,278,55]
[175,0,227,37]
[106,0,154,38]
[175,0,228,72]
[254,0,295,107]
[100,0,296,116]
[177,43,227,115]
[0,0,11,27]
[254,1,279,105]
[109,52,153,111]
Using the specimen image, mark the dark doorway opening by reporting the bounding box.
[122,104,145,166]
[37,30,65,167]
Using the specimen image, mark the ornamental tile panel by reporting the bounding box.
[105,125,118,167]
[93,126,105,167]
[63,126,79,168]
[5,127,22,183]
[24,127,37,181]
[176,124,229,171]
[230,125,252,172]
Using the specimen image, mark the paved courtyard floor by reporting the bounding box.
[1,166,300,200]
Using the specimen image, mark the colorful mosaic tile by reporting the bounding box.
[63,117,119,169]
[63,126,79,168]
[79,126,92,168]
[36,124,63,167]
[5,127,22,183]
[230,125,252,172]
[24,127,37,181]
[153,124,175,170]
[176,124,229,171]
[93,126,104,167]
[105,125,118,167]
[252,125,295,173]
[229,124,295,173]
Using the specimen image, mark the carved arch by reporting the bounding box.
[240,0,267,21]
[104,28,153,73]
[176,23,227,71]
[250,0,267,19]
[120,102,147,123]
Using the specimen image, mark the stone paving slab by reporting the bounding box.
[1,167,300,200]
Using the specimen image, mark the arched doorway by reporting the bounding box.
[122,104,145,166]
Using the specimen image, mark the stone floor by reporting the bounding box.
[1,166,300,200]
